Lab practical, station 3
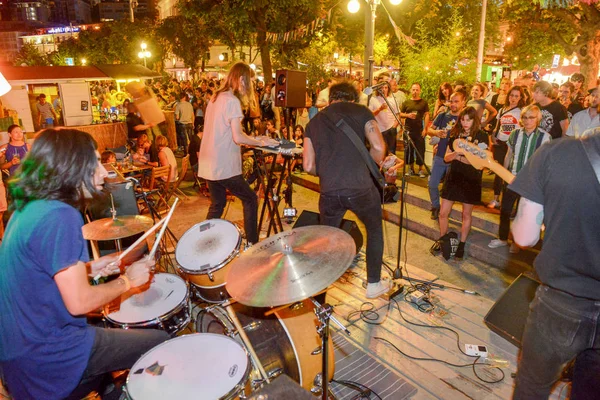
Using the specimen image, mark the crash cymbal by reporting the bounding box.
[226,226,355,307]
[82,215,154,241]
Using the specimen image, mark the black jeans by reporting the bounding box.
[499,187,519,240]
[492,141,508,196]
[319,187,383,283]
[514,285,600,399]
[404,132,425,167]
[66,327,169,399]
[382,127,398,155]
[207,174,259,244]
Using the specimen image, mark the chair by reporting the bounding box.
[138,165,171,216]
[166,154,189,202]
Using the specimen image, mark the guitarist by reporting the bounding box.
[488,105,551,252]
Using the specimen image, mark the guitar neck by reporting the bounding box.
[455,139,515,184]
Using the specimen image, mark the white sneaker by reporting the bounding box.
[366,279,391,299]
[509,243,520,254]
[487,200,500,209]
[419,170,426,178]
[488,239,508,248]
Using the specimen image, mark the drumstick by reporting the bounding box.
[148,198,179,259]
[93,218,166,282]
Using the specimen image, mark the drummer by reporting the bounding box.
[0,129,170,400]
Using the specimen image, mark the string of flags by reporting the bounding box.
[265,9,333,44]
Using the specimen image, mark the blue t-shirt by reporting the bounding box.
[0,200,94,399]
[432,112,459,158]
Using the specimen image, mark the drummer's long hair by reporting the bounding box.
[212,62,257,112]
[9,128,101,211]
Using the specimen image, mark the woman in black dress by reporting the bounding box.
[438,106,488,258]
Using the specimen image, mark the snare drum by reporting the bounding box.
[104,273,190,335]
[126,333,250,400]
[176,219,242,303]
[197,299,334,392]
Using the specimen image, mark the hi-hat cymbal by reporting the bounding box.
[226,226,355,307]
[82,215,154,241]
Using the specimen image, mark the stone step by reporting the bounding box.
[291,174,537,275]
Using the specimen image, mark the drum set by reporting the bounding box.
[88,215,356,399]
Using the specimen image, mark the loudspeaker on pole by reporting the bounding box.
[275,70,307,108]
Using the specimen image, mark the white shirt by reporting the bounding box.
[316,87,330,108]
[368,95,397,132]
[197,90,244,180]
[566,108,600,138]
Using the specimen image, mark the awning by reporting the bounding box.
[95,64,161,80]
[0,66,108,84]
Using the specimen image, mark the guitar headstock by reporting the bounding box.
[454,138,493,170]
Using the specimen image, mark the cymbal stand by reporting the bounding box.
[314,302,334,400]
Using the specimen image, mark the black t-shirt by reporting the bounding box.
[126,113,145,140]
[305,101,375,194]
[567,102,584,121]
[536,101,568,139]
[188,135,201,166]
[509,136,600,300]
[401,99,429,134]
[447,129,489,183]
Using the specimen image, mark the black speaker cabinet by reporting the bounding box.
[293,210,363,254]
[484,273,540,347]
[275,69,307,108]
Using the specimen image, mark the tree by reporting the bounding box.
[179,0,323,84]
[502,0,600,87]
[157,16,213,73]
[13,43,49,66]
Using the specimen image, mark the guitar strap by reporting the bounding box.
[580,136,600,186]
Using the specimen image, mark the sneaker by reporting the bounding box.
[404,170,414,177]
[509,243,520,254]
[488,239,508,248]
[430,207,440,220]
[487,200,500,209]
[366,279,392,299]
[419,170,426,178]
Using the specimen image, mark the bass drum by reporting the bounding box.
[196,299,334,392]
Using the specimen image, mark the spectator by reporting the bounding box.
[490,78,512,111]
[487,86,526,209]
[400,83,430,177]
[369,83,399,155]
[36,94,58,129]
[0,125,31,176]
[156,135,178,183]
[566,87,600,138]
[100,150,116,164]
[467,82,498,131]
[570,72,586,106]
[559,81,584,120]
[533,80,569,139]
[133,134,159,167]
[488,105,551,252]
[434,106,489,259]
[433,82,453,118]
[125,103,154,140]
[175,93,195,154]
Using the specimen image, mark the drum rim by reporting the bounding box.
[125,332,251,400]
[104,274,190,327]
[175,219,242,275]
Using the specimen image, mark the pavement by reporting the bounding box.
[169,165,525,302]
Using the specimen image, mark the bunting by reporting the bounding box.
[265,4,335,44]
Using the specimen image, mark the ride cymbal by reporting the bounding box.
[226,226,355,307]
[82,215,154,241]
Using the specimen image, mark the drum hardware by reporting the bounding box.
[243,321,262,332]
[311,373,324,396]
[314,302,334,400]
[310,347,323,356]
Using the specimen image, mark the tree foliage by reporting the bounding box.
[13,43,49,66]
[157,16,212,71]
[502,0,600,87]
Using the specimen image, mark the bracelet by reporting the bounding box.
[119,275,131,291]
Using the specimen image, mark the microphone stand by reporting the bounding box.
[375,87,430,281]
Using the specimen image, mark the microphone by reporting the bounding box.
[364,81,391,96]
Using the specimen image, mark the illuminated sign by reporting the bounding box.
[46,26,81,34]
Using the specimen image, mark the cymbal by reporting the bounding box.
[82,215,154,241]
[226,226,355,307]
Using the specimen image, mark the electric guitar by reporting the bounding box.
[454,138,515,184]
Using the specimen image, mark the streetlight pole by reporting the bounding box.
[475,0,487,82]
[364,0,378,87]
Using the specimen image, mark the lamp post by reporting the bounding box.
[348,0,401,87]
[138,42,151,68]
[81,58,87,66]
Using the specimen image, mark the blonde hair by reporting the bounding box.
[213,62,257,111]
[155,135,169,148]
[520,104,542,126]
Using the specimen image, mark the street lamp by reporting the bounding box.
[138,42,151,68]
[219,54,225,61]
[348,0,401,87]
[81,58,87,66]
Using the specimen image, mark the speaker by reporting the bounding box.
[275,69,307,108]
[293,210,363,254]
[484,273,540,347]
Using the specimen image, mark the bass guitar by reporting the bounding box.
[454,138,515,184]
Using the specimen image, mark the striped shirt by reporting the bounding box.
[507,127,551,175]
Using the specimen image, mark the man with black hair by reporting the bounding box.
[0,129,168,400]
[570,72,586,106]
[303,80,390,299]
